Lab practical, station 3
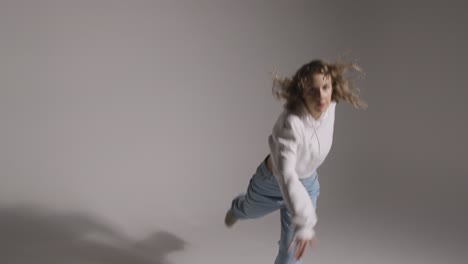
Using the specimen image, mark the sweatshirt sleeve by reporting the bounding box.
[272,115,317,240]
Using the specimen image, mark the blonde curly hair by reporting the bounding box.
[272,59,367,116]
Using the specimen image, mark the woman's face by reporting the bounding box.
[302,73,333,119]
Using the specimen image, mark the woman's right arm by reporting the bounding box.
[272,115,317,241]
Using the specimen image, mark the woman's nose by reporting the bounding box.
[318,90,324,99]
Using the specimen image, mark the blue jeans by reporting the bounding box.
[230,156,320,264]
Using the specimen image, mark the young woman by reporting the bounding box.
[224,59,367,264]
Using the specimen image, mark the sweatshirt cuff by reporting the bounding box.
[294,226,315,240]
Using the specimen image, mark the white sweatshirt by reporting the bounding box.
[268,101,336,240]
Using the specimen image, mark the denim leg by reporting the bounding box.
[275,207,301,264]
[275,172,320,264]
[230,159,283,219]
[230,160,320,264]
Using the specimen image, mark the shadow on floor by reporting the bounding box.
[0,205,186,264]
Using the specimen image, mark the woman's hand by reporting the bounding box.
[288,236,319,260]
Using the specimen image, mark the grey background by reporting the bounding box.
[1,0,467,263]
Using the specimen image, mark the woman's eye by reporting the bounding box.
[308,89,318,95]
